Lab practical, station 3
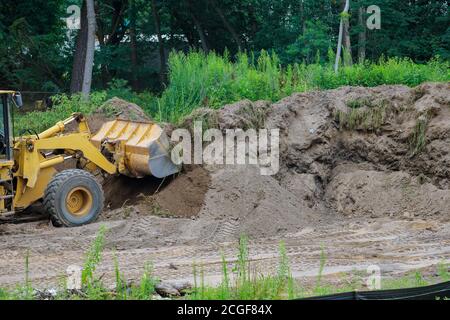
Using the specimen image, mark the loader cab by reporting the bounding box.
[0,91,19,161]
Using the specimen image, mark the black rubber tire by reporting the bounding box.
[43,169,104,227]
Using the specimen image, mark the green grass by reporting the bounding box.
[187,237,449,300]
[156,52,449,124]
[190,237,297,300]
[12,52,449,134]
[0,228,448,300]
[409,114,431,155]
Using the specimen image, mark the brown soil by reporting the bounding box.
[0,216,448,289]
[142,166,211,218]
[176,82,450,226]
[1,83,449,289]
[87,97,152,133]
[100,166,210,219]
[64,97,152,134]
[100,82,450,238]
[102,175,167,210]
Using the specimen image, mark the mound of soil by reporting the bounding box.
[100,166,211,220]
[143,166,211,218]
[195,165,315,239]
[88,97,152,133]
[169,82,450,236]
[97,82,449,240]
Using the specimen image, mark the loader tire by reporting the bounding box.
[44,169,104,227]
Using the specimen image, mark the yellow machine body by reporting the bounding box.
[0,91,179,220]
[10,113,118,211]
[91,119,179,179]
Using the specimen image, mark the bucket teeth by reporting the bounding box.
[90,119,181,178]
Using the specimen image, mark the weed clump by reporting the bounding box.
[190,236,297,300]
[336,99,388,131]
[409,115,430,156]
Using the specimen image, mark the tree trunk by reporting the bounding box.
[130,0,139,90]
[107,0,126,45]
[70,0,87,94]
[334,0,351,73]
[300,0,306,35]
[209,0,242,51]
[343,3,353,66]
[81,0,96,99]
[358,6,366,63]
[95,3,110,88]
[151,0,166,85]
[187,0,209,53]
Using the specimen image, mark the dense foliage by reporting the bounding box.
[0,0,448,95]
[14,51,449,133]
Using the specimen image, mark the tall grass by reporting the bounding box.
[190,237,298,300]
[0,229,448,300]
[13,51,449,133]
[157,52,449,123]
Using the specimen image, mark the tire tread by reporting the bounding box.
[43,169,104,227]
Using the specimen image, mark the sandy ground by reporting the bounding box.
[0,215,448,289]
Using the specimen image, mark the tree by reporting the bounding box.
[286,20,332,64]
[357,5,366,63]
[95,0,129,87]
[0,0,67,91]
[81,0,96,99]
[151,0,166,84]
[209,0,242,51]
[186,0,209,53]
[71,1,88,94]
[342,2,352,66]
[1,0,448,93]
[129,0,139,90]
[335,0,350,73]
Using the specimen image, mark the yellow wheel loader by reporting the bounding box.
[0,90,180,227]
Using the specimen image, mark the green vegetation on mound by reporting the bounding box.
[14,52,449,134]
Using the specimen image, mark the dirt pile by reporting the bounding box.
[141,166,211,218]
[92,82,449,240]
[102,175,167,210]
[192,165,315,240]
[88,97,152,133]
[100,166,210,219]
[175,82,450,226]
[325,163,450,218]
[270,82,450,218]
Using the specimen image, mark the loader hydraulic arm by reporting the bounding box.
[37,113,90,139]
[17,113,117,189]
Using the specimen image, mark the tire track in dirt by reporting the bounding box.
[0,217,448,289]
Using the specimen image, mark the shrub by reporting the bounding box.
[13,52,449,132]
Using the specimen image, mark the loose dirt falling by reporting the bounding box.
[145,166,211,218]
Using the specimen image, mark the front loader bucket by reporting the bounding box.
[148,133,181,178]
[90,119,181,178]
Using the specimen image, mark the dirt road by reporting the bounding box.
[0,215,448,289]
